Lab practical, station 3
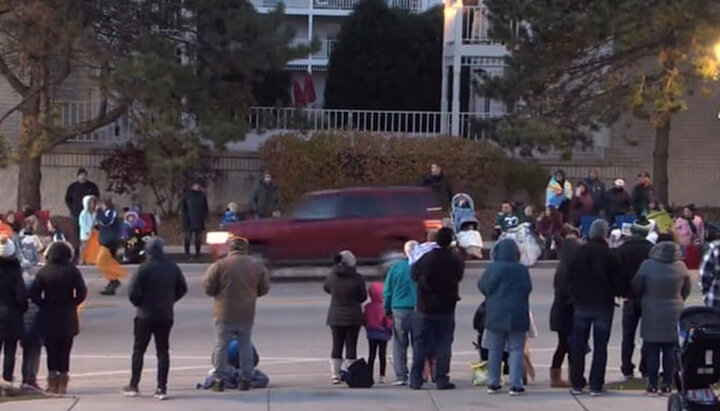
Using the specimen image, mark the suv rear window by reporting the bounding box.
[292,195,340,220]
[339,194,386,218]
[387,191,441,216]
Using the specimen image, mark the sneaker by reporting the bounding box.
[378,376,386,384]
[21,381,42,392]
[570,388,584,395]
[238,379,250,391]
[154,388,168,401]
[409,383,423,390]
[509,387,525,396]
[122,385,139,397]
[487,385,503,394]
[100,286,116,296]
[646,386,658,397]
[590,390,605,397]
[331,377,342,385]
[661,386,672,396]
[623,374,634,381]
[211,380,224,392]
[436,382,456,390]
[393,380,408,386]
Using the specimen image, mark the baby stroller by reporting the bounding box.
[500,223,542,267]
[451,194,483,259]
[668,306,720,410]
[122,212,159,264]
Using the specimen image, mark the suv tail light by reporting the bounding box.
[424,219,443,232]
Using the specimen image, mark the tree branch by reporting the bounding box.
[0,53,28,95]
[47,98,130,147]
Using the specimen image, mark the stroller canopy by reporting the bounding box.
[679,306,720,334]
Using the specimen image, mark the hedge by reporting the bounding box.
[258,132,547,208]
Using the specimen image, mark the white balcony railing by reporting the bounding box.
[60,101,133,145]
[292,38,338,60]
[250,0,420,11]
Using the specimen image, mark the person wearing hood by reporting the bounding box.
[479,239,533,396]
[250,173,281,219]
[181,181,209,260]
[631,172,654,216]
[410,227,464,391]
[421,163,453,209]
[383,240,418,386]
[545,170,572,222]
[0,236,28,387]
[96,198,127,296]
[122,210,147,241]
[617,220,654,380]
[203,236,270,392]
[31,242,87,395]
[78,196,97,265]
[571,181,595,227]
[604,179,632,226]
[363,282,392,384]
[64,168,100,220]
[323,250,367,384]
[123,237,187,400]
[586,170,606,215]
[568,219,622,396]
[632,238,690,396]
[549,236,580,388]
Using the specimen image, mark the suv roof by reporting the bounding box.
[307,186,433,197]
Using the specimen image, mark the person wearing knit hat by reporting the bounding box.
[202,234,270,392]
[617,216,654,380]
[567,218,623,395]
[0,235,27,387]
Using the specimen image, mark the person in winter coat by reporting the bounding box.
[78,196,97,265]
[96,198,126,296]
[567,219,622,395]
[202,236,270,392]
[250,173,281,219]
[64,168,100,220]
[616,220,654,380]
[363,283,392,383]
[494,202,521,239]
[122,210,147,241]
[604,179,632,226]
[20,268,42,392]
[383,241,418,386]
[0,237,28,386]
[123,237,187,400]
[631,172,654,216]
[181,182,209,260]
[549,237,580,388]
[220,202,240,228]
[324,250,367,384]
[571,181,595,227]
[675,204,705,270]
[632,239,691,396]
[546,170,572,222]
[410,227,464,390]
[479,239,533,396]
[3,211,19,233]
[421,163,453,209]
[586,170,606,215]
[31,242,87,395]
[536,207,564,259]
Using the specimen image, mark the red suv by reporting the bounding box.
[207,186,444,265]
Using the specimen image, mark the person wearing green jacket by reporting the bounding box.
[383,241,418,386]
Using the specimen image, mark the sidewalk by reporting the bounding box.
[2,387,666,411]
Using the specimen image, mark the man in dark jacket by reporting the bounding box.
[631,172,654,216]
[568,219,622,395]
[410,227,464,390]
[604,179,631,226]
[250,173,280,219]
[181,182,209,260]
[617,221,653,380]
[124,237,187,400]
[0,237,28,385]
[64,168,100,219]
[421,164,453,209]
[586,170,606,215]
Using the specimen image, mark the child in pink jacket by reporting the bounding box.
[363,282,393,383]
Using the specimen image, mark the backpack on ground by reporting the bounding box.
[343,358,374,388]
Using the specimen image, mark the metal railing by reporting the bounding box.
[461,5,499,45]
[251,0,311,8]
[250,0,420,11]
[292,38,338,59]
[60,101,133,145]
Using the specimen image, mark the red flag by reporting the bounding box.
[304,72,316,104]
[293,78,306,106]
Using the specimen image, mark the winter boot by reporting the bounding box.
[330,359,343,384]
[550,368,570,388]
[57,373,69,395]
[46,372,59,394]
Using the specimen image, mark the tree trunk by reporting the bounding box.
[17,154,42,211]
[653,116,670,206]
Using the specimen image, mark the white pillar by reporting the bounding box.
[308,12,314,74]
[451,64,461,136]
[440,64,448,133]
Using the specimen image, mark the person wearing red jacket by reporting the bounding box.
[363,282,392,384]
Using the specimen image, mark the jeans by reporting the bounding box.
[130,318,173,390]
[330,326,360,360]
[213,322,254,381]
[621,299,647,377]
[571,307,613,391]
[45,337,74,373]
[645,342,676,388]
[410,313,455,387]
[184,230,203,256]
[485,329,525,388]
[391,309,413,382]
[368,340,388,377]
[0,338,18,382]
[21,341,42,384]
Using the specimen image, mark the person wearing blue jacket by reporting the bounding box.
[479,239,533,396]
[383,241,418,386]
